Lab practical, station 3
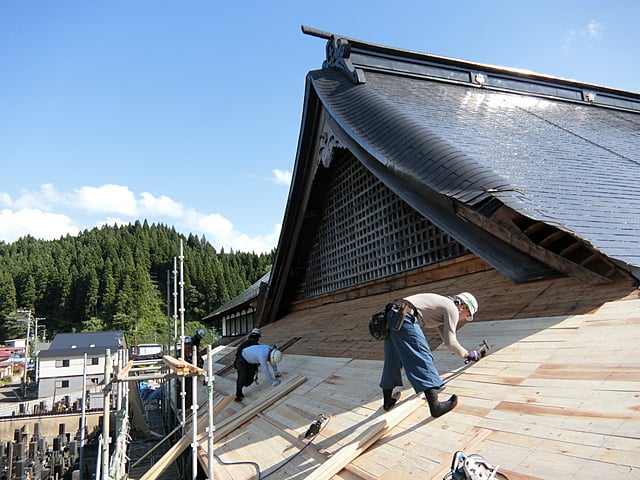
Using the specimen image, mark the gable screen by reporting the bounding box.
[298,151,468,298]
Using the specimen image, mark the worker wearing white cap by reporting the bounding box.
[377,292,479,417]
[235,344,283,402]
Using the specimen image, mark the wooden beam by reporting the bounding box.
[117,359,134,380]
[304,393,425,480]
[162,355,205,376]
[455,203,616,283]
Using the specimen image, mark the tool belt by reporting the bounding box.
[386,299,418,332]
[392,299,417,316]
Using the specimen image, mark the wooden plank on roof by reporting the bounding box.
[212,374,307,441]
[304,393,424,480]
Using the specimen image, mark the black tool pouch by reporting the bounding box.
[369,312,389,340]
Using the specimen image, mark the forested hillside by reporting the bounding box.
[0,221,274,344]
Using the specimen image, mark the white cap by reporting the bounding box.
[455,292,478,320]
[269,348,282,364]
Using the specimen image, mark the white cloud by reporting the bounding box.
[0,183,280,253]
[0,192,12,207]
[179,210,281,253]
[563,20,604,53]
[0,208,79,242]
[270,169,292,186]
[95,217,128,228]
[72,185,138,215]
[587,20,604,39]
[139,192,184,217]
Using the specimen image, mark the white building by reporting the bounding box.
[3,338,26,349]
[37,331,126,407]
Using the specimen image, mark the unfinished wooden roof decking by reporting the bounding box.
[205,295,640,479]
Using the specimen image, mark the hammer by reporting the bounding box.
[465,340,492,364]
[480,339,491,357]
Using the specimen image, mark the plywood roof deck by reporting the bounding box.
[207,296,640,479]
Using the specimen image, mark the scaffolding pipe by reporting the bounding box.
[176,253,186,429]
[79,352,87,480]
[117,373,177,383]
[167,269,172,355]
[116,347,124,411]
[191,349,198,480]
[173,257,178,351]
[96,435,103,480]
[206,345,214,480]
[102,349,112,480]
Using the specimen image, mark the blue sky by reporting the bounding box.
[1,1,638,254]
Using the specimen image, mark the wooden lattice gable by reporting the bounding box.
[296,148,469,300]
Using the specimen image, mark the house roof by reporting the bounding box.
[261,27,640,326]
[308,66,640,270]
[203,271,271,322]
[38,330,125,358]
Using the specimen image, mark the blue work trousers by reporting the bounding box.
[379,309,443,393]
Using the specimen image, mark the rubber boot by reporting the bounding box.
[425,388,457,418]
[383,389,401,411]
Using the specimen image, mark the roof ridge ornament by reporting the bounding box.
[323,36,366,84]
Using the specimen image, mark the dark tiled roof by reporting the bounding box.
[38,330,125,358]
[307,61,640,274]
[203,271,270,320]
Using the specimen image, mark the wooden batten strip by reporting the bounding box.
[211,374,307,442]
[304,393,425,480]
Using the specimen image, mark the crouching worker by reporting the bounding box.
[235,344,283,402]
[377,292,479,417]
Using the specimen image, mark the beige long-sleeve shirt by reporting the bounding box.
[404,293,468,357]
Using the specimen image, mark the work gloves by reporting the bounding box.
[466,350,481,362]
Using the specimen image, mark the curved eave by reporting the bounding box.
[309,69,510,207]
[308,69,556,281]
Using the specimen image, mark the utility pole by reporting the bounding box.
[17,309,32,397]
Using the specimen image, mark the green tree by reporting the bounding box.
[0,223,275,344]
